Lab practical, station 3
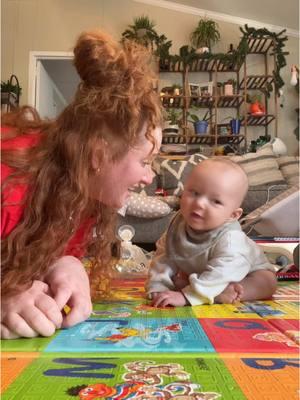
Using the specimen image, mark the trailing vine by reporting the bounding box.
[240,25,289,96]
[157,24,288,97]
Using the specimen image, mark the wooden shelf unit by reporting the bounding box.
[159,36,278,155]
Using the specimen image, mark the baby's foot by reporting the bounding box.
[215,283,244,304]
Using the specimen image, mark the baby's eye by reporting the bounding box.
[213,199,222,205]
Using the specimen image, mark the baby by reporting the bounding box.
[146,158,277,307]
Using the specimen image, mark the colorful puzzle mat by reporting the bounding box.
[1,278,299,399]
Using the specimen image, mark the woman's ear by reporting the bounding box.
[91,140,108,171]
[231,207,243,221]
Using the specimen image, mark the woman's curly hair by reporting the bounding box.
[1,29,162,295]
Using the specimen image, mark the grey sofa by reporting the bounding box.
[117,150,298,244]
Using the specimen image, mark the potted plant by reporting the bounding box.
[190,18,220,53]
[121,15,159,49]
[246,93,266,115]
[1,75,22,109]
[188,110,213,135]
[163,108,182,135]
[221,116,242,135]
[154,34,173,70]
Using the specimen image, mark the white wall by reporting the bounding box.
[1,0,299,154]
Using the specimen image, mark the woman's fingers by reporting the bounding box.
[1,323,20,339]
[62,294,92,328]
[2,313,39,338]
[19,307,56,337]
[35,293,63,329]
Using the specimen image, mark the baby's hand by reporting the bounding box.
[172,271,189,290]
[151,290,188,307]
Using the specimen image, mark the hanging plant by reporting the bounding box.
[240,25,289,96]
[121,15,159,50]
[190,18,220,51]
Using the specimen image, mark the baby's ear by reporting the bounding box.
[231,207,243,220]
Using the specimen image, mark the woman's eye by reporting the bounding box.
[142,160,151,167]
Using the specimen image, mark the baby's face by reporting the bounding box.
[180,161,245,232]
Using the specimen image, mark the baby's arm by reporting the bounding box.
[182,232,254,305]
[146,233,178,297]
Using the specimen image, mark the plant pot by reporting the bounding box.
[194,120,208,135]
[196,46,210,54]
[137,28,147,38]
[250,101,265,115]
[230,119,241,135]
[163,122,179,135]
[224,84,234,96]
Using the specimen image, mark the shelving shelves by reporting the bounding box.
[162,134,245,146]
[159,36,278,155]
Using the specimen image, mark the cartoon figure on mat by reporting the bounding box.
[68,361,221,399]
[67,381,144,399]
[68,382,220,399]
[94,323,181,343]
[254,332,299,347]
[123,360,190,384]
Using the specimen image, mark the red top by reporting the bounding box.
[1,126,93,258]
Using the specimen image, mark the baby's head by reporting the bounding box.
[180,158,249,232]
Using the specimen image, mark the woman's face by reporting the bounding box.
[89,126,162,208]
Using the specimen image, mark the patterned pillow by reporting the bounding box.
[276,156,299,185]
[153,153,208,195]
[125,192,171,218]
[229,144,286,186]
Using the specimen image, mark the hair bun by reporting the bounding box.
[73,30,122,88]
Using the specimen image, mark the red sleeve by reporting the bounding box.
[1,127,94,257]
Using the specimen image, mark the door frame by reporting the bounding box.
[28,51,73,107]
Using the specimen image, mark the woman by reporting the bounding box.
[1,29,162,339]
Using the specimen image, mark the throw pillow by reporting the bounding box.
[229,144,286,186]
[153,153,208,195]
[276,156,299,185]
[125,192,171,218]
[241,184,299,236]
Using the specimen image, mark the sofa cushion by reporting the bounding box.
[229,144,286,186]
[153,153,208,195]
[276,156,299,185]
[125,192,171,218]
[241,184,289,214]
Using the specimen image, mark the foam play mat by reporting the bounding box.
[1,278,299,399]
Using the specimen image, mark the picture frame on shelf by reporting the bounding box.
[188,83,200,97]
[199,81,214,97]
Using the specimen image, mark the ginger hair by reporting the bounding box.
[1,29,162,294]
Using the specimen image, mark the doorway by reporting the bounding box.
[28,51,80,118]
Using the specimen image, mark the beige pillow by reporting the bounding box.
[229,144,286,186]
[277,156,299,185]
[125,192,171,218]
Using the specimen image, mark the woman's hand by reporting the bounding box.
[1,280,63,339]
[45,256,92,328]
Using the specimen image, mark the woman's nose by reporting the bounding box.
[141,167,154,186]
